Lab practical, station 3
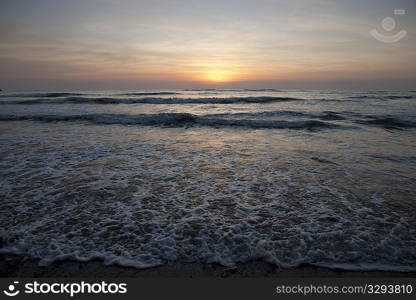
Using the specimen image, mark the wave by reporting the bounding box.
[206,110,346,121]
[347,95,414,100]
[0,113,342,130]
[207,110,309,118]
[72,96,302,104]
[318,111,346,120]
[0,250,415,272]
[384,95,414,100]
[0,96,302,105]
[347,95,371,99]
[366,90,388,94]
[4,112,413,130]
[0,92,84,98]
[357,117,416,129]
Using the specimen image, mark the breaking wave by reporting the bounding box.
[0,113,342,130]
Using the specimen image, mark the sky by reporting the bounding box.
[0,0,415,90]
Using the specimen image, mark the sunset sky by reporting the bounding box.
[1,0,415,90]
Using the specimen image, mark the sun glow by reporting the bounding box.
[202,70,233,83]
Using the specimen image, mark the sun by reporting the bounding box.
[202,70,233,83]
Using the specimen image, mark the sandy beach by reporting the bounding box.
[1,254,415,278]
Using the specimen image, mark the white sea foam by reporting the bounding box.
[1,120,415,271]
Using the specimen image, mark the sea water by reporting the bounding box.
[0,89,415,271]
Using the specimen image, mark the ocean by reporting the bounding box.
[0,89,415,271]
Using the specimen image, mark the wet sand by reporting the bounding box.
[1,254,415,277]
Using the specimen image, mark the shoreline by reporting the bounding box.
[1,254,415,277]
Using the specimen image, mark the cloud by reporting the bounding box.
[0,0,415,89]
